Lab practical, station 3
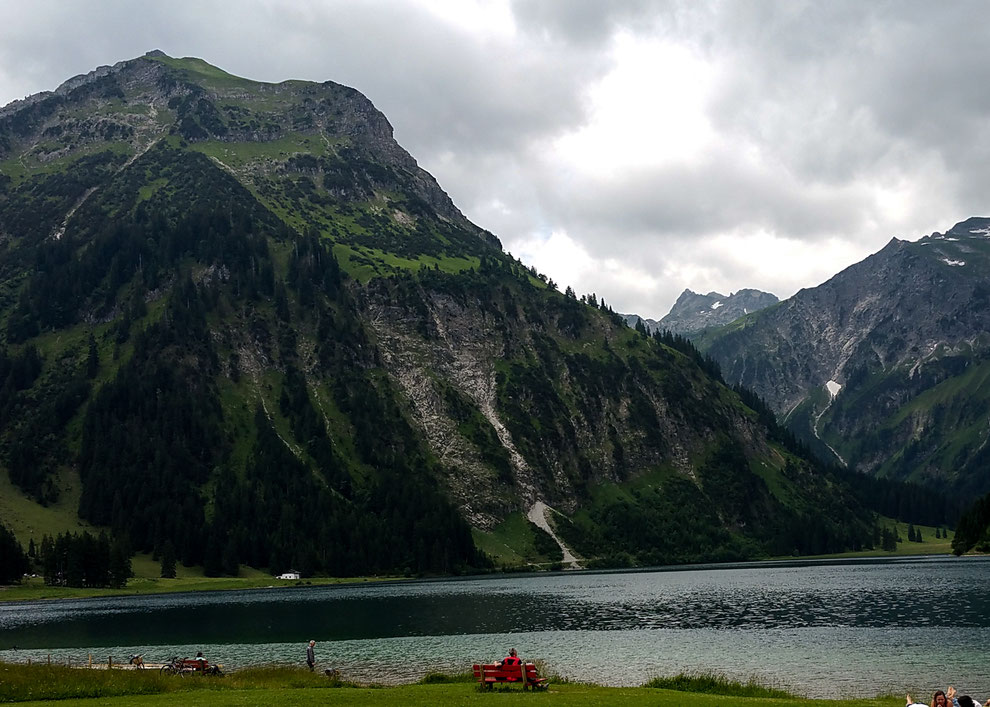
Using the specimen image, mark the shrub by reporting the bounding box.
[643,670,795,699]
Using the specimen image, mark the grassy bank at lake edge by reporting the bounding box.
[7,685,906,707]
[0,573,405,603]
[0,663,906,707]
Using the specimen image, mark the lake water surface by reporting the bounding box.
[2,555,988,698]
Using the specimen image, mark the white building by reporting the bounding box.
[277,570,301,580]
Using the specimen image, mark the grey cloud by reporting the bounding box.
[541,157,872,245]
[703,2,990,187]
[510,0,666,45]
[3,1,990,317]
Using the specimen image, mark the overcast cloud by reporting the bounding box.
[1,0,988,317]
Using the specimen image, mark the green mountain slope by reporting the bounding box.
[0,52,888,576]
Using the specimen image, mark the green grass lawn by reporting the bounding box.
[7,686,904,707]
[0,663,904,707]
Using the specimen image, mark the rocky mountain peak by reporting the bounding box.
[0,51,495,251]
[658,287,778,336]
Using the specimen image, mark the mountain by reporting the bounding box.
[0,52,901,577]
[620,312,662,332]
[623,288,778,337]
[698,218,990,496]
[662,289,779,335]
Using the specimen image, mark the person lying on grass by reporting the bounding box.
[907,687,984,707]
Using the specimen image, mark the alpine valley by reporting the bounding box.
[0,52,947,579]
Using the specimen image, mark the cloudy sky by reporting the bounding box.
[2,1,989,317]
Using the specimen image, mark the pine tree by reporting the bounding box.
[274,281,290,322]
[91,532,111,587]
[109,539,132,589]
[65,533,85,587]
[0,522,29,583]
[880,527,897,551]
[203,536,223,577]
[159,539,177,579]
[86,333,99,378]
[221,537,239,577]
[40,534,57,585]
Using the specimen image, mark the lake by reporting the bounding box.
[1,555,988,698]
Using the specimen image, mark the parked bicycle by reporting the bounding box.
[160,655,223,677]
[159,656,189,677]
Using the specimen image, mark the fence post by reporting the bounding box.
[89,654,93,668]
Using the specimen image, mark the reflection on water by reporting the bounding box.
[1,556,988,698]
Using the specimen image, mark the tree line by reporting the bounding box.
[36,531,132,588]
[0,521,29,583]
[953,491,990,555]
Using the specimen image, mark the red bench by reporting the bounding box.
[472,662,549,690]
[180,659,222,676]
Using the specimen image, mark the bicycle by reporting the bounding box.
[159,656,190,677]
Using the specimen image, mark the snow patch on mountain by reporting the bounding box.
[942,258,965,266]
[813,381,846,465]
[710,301,723,310]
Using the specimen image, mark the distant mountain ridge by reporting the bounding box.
[623,288,778,336]
[699,217,990,495]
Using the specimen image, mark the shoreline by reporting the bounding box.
[1,547,972,604]
[0,573,409,604]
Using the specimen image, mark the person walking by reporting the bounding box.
[306,640,316,671]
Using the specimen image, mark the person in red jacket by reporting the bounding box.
[499,648,521,680]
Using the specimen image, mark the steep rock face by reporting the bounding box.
[359,271,781,529]
[701,218,990,493]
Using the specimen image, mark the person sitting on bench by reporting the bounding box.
[499,648,521,680]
